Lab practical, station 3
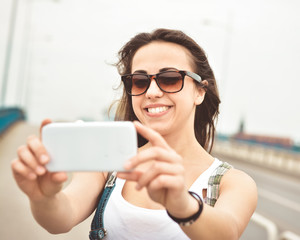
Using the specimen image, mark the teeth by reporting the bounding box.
[148,106,169,114]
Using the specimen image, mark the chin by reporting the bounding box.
[145,122,170,135]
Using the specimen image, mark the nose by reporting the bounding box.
[145,77,163,99]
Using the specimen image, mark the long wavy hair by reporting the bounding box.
[113,28,220,153]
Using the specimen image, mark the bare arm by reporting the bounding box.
[30,172,105,234]
[119,122,257,240]
[11,119,106,234]
[180,169,257,240]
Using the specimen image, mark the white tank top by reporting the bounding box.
[103,158,222,240]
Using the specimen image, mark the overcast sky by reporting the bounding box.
[1,0,300,142]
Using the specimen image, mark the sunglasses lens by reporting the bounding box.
[157,71,183,92]
[122,71,184,96]
[131,74,149,95]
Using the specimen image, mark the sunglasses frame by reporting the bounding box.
[121,70,202,96]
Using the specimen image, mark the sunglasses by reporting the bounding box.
[121,70,202,96]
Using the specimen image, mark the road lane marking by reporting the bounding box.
[258,187,300,213]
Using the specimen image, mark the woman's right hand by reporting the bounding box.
[11,119,68,202]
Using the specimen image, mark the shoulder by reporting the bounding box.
[215,167,257,235]
[219,167,258,208]
[209,159,256,192]
[221,167,257,192]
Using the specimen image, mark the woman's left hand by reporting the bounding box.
[118,121,191,213]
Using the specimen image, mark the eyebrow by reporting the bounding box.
[159,67,178,72]
[133,70,147,74]
[133,67,179,74]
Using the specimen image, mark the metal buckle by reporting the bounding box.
[89,228,107,240]
[98,228,107,239]
[105,171,117,188]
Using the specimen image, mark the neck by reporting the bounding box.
[143,126,212,164]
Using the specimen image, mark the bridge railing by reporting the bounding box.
[0,107,25,135]
[213,140,300,177]
[280,231,300,240]
[248,212,300,240]
[250,212,278,240]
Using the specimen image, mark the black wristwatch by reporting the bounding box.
[167,191,204,226]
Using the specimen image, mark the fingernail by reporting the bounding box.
[36,166,46,175]
[40,154,49,164]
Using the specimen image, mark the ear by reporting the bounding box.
[194,80,208,105]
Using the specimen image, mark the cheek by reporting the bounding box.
[180,83,199,103]
[131,97,142,116]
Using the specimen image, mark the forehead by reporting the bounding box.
[131,41,195,73]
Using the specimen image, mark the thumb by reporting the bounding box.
[39,172,68,197]
[40,118,52,139]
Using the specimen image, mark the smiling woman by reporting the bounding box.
[11,28,257,240]
[115,30,220,152]
[112,29,257,239]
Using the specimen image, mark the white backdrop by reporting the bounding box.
[1,0,300,141]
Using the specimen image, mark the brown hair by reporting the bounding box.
[113,28,220,152]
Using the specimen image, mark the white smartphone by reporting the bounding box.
[42,121,137,172]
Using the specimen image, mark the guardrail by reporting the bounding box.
[0,107,25,135]
[249,213,300,240]
[213,140,300,177]
[280,231,300,240]
[251,212,278,240]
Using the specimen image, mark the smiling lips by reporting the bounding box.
[146,106,170,114]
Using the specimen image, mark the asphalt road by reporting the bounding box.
[1,122,299,239]
[214,153,300,239]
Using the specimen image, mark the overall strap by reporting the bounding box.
[89,171,117,240]
[206,162,232,207]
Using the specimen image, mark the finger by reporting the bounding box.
[134,121,170,149]
[11,158,37,180]
[117,171,143,181]
[124,146,181,170]
[50,172,68,183]
[136,162,184,190]
[27,135,50,165]
[148,174,185,192]
[40,118,52,139]
[17,145,46,175]
[38,172,68,197]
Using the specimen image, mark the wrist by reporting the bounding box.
[167,191,198,218]
[167,191,203,226]
[30,192,61,209]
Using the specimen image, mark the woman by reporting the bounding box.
[11,28,257,239]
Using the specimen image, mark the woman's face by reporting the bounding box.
[131,41,205,138]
